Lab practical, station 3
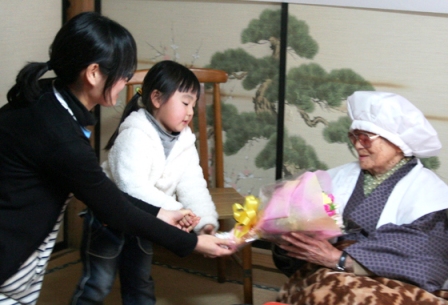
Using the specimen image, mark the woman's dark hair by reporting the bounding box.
[7,12,137,106]
[105,60,200,150]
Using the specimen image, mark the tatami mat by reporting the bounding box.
[38,247,286,305]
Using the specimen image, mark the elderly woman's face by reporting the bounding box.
[351,130,403,176]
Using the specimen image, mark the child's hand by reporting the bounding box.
[199,224,216,235]
[178,209,200,232]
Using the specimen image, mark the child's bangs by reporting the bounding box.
[177,74,200,99]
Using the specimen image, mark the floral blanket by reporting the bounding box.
[277,242,448,305]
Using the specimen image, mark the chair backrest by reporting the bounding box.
[125,67,228,188]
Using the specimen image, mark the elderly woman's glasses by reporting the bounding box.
[348,131,380,148]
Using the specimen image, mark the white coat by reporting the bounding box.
[102,109,219,233]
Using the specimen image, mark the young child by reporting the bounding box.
[71,60,219,305]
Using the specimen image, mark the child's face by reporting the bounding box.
[153,90,196,133]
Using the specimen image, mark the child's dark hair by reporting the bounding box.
[105,60,200,150]
[7,12,137,106]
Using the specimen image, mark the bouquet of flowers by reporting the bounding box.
[223,170,344,246]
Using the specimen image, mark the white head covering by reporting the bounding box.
[347,91,441,158]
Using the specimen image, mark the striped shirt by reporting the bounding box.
[0,199,68,304]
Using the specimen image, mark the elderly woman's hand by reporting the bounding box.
[279,232,343,269]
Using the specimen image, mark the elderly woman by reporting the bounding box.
[273,91,448,305]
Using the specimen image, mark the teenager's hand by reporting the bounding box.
[194,235,237,258]
[157,208,184,228]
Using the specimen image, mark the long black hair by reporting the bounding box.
[7,12,137,106]
[105,60,200,150]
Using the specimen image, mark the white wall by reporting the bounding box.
[0,1,61,107]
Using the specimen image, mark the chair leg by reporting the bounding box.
[217,257,226,283]
[217,218,228,283]
[242,244,253,305]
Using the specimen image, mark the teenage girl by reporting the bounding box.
[0,13,234,305]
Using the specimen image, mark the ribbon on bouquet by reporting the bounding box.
[232,195,260,239]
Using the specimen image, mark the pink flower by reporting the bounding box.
[324,204,336,217]
[323,193,338,217]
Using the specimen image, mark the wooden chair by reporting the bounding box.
[126,67,254,304]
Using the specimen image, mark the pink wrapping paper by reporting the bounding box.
[217,170,345,246]
[256,170,343,241]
